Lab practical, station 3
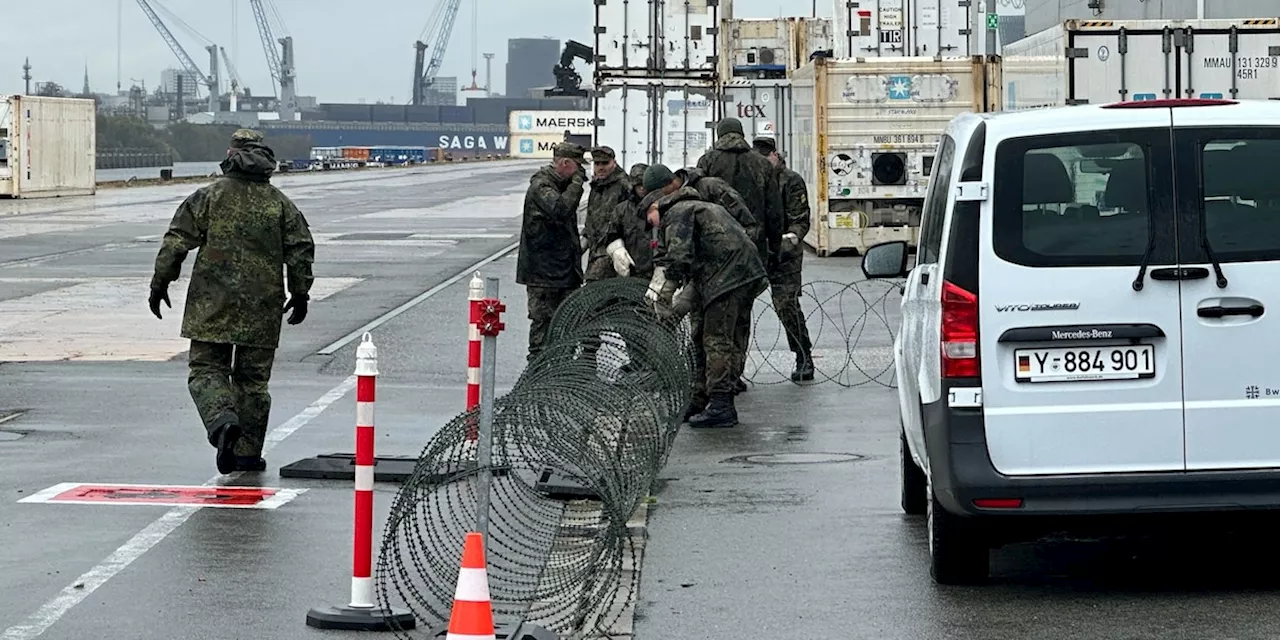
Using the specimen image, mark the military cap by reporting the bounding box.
[553,142,586,162]
[590,146,616,162]
[716,117,745,137]
[643,164,676,192]
[753,136,778,153]
[229,128,264,148]
[639,190,664,214]
[628,163,649,182]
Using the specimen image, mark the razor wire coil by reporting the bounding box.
[376,277,694,639]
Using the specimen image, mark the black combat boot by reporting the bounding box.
[684,394,709,421]
[210,419,242,475]
[791,351,815,382]
[235,456,267,472]
[733,378,748,394]
[688,393,738,429]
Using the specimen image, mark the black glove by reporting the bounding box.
[148,284,171,319]
[284,294,309,325]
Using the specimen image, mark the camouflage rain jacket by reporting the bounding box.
[695,132,784,270]
[775,162,812,277]
[679,167,764,261]
[582,165,631,257]
[151,142,315,350]
[600,185,656,280]
[516,165,586,288]
[653,187,766,306]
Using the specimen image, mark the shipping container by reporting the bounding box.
[593,79,721,170]
[366,146,429,164]
[794,15,834,60]
[510,133,571,159]
[832,0,972,59]
[790,55,1000,256]
[370,104,407,123]
[0,95,96,199]
[719,79,794,158]
[1002,18,1280,109]
[720,17,836,80]
[322,103,373,122]
[471,101,514,125]
[594,0,720,77]
[405,105,442,123]
[509,110,595,136]
[341,146,371,161]
[439,105,475,124]
[309,146,344,160]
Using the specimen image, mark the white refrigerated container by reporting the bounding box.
[594,0,721,77]
[832,0,972,59]
[1002,18,1280,110]
[0,95,96,199]
[592,79,721,170]
[719,78,794,158]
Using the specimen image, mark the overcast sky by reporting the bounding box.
[2,0,832,103]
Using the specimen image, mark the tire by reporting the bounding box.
[900,426,927,515]
[927,482,989,585]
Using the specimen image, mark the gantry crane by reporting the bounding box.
[249,0,297,121]
[412,0,463,105]
[135,0,219,113]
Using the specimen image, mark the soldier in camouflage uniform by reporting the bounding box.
[695,118,786,393]
[644,187,767,428]
[516,142,587,361]
[674,167,763,259]
[595,163,655,280]
[149,129,315,475]
[582,146,634,282]
[754,136,815,381]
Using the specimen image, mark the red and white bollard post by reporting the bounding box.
[465,274,485,442]
[306,333,415,632]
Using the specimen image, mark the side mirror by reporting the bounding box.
[861,240,909,279]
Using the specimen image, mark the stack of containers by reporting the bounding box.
[591,0,724,170]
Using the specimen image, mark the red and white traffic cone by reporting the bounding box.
[446,532,496,640]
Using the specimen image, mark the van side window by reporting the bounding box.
[1196,137,1280,263]
[994,136,1159,268]
[917,135,956,264]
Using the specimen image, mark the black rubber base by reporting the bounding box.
[426,619,556,639]
[534,467,600,501]
[305,604,416,631]
[279,453,454,483]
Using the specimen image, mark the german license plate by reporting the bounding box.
[1014,345,1155,383]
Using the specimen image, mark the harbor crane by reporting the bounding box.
[412,0,463,105]
[249,0,297,121]
[135,0,219,113]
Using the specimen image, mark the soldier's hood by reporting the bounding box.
[220,141,276,182]
[656,186,702,213]
[678,167,706,187]
[712,132,752,153]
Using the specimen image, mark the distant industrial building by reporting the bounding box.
[506,38,560,100]
[160,68,201,96]
[1024,0,1276,34]
[422,76,458,106]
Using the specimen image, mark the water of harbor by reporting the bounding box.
[96,162,222,183]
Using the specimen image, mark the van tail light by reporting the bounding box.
[941,280,979,378]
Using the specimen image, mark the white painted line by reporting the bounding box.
[15,482,80,504]
[316,241,520,356]
[1,375,355,640]
[254,489,308,510]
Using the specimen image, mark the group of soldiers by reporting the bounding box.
[516,116,814,429]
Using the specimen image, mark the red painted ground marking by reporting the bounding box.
[17,483,305,509]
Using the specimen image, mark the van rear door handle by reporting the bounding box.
[1197,304,1264,318]
[1150,267,1209,281]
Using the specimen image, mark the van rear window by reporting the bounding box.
[993,133,1164,268]
[1195,137,1280,263]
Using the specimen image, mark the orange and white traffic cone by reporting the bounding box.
[445,532,496,640]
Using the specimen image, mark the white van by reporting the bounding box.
[861,98,1280,585]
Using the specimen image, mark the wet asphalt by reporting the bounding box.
[2,163,1280,639]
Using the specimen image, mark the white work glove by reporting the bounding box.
[580,236,590,253]
[606,239,634,277]
[645,267,668,305]
[783,232,799,246]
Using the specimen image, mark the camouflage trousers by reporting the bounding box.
[769,271,812,357]
[187,340,276,457]
[526,285,577,362]
[692,284,757,399]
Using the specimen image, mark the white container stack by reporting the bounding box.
[592,0,724,169]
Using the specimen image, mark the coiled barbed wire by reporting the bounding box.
[744,279,904,389]
[375,277,693,639]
